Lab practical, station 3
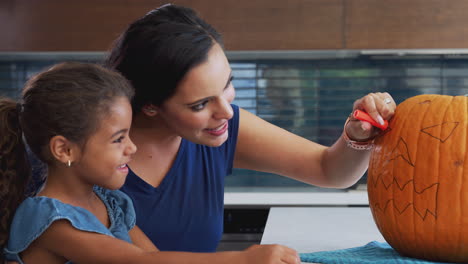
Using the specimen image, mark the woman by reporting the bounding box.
[105,4,396,253]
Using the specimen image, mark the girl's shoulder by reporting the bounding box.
[5,188,135,255]
[93,186,136,230]
[94,186,135,213]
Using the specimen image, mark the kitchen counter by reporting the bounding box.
[224,187,369,206]
[261,207,385,262]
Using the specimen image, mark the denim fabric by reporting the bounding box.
[4,186,136,263]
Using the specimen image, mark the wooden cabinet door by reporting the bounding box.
[345,0,468,49]
[0,0,344,51]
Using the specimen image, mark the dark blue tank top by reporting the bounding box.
[120,104,239,252]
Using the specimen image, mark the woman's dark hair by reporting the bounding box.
[105,4,223,113]
[0,62,134,261]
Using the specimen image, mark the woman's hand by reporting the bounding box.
[241,244,300,264]
[346,92,396,142]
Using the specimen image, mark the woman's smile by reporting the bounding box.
[205,122,228,136]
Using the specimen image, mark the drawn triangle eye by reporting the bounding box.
[421,122,459,143]
[389,137,414,167]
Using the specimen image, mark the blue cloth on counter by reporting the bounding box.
[300,241,453,264]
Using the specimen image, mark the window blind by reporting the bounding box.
[1,56,467,189]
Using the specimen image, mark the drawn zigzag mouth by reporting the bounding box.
[370,179,439,220]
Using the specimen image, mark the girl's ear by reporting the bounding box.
[49,135,78,166]
[141,104,158,117]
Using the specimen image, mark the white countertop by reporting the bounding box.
[261,207,385,254]
[224,189,369,206]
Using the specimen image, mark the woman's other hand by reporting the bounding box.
[242,244,300,264]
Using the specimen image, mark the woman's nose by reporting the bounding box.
[213,97,233,120]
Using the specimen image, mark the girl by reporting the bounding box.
[1,62,299,264]
[104,3,396,253]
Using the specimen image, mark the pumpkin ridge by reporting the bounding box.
[396,97,422,248]
[414,96,444,250]
[432,96,454,253]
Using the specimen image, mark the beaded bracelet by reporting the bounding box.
[342,117,374,151]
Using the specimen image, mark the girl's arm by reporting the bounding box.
[234,92,395,188]
[32,220,300,264]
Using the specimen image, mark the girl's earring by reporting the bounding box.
[67,160,72,167]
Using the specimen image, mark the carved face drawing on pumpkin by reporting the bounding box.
[367,94,468,263]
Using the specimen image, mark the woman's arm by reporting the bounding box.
[234,92,395,188]
[31,220,300,264]
[129,225,159,252]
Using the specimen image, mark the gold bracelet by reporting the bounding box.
[342,117,374,151]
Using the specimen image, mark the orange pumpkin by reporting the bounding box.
[368,94,468,263]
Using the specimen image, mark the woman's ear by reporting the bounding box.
[49,135,78,166]
[142,104,158,117]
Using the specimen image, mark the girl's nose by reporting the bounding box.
[126,138,137,155]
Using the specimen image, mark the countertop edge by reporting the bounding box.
[224,190,369,206]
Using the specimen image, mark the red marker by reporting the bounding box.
[353,109,388,130]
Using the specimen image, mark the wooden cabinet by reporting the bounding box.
[1,0,468,51]
[0,0,169,51]
[345,0,468,49]
[0,0,343,51]
[208,0,343,50]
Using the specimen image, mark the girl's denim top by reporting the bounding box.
[3,186,136,263]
